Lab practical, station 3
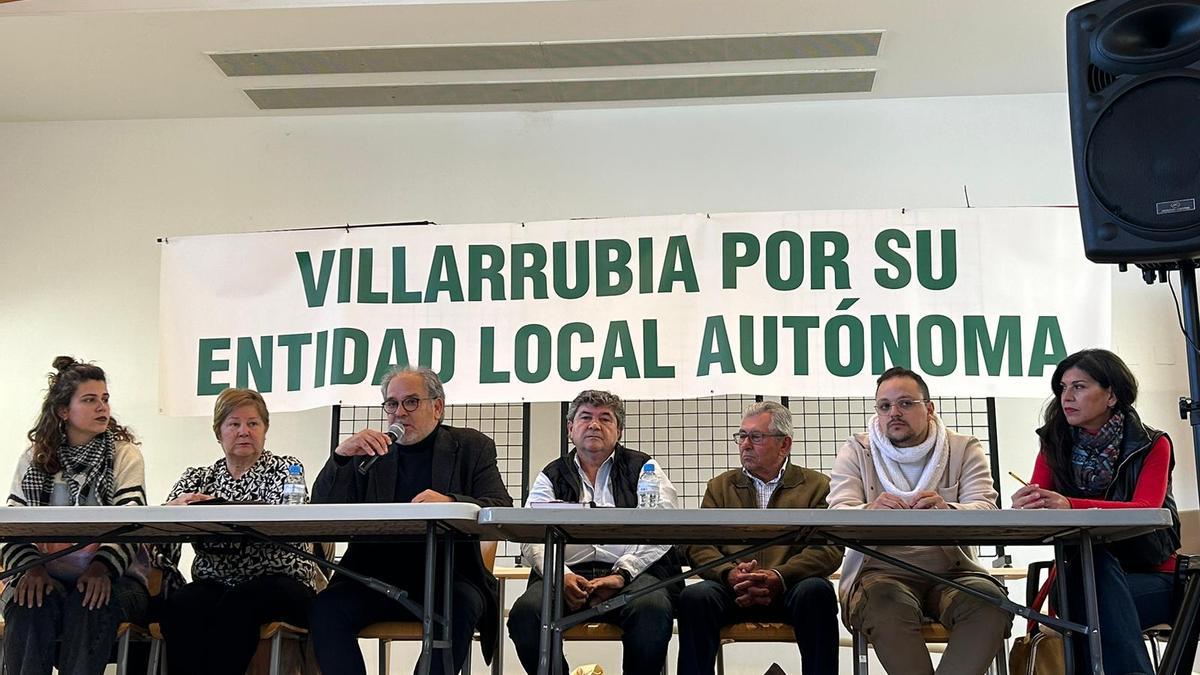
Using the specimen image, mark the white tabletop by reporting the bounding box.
[476,507,1173,546]
[0,502,484,541]
[0,504,1170,547]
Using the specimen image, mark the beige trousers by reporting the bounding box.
[846,569,1011,675]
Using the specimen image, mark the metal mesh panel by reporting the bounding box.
[332,402,529,565]
[608,395,762,509]
[336,394,1003,565]
[785,395,1003,560]
[785,396,995,475]
[590,395,998,514]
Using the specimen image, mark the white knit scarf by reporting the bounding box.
[867,413,949,501]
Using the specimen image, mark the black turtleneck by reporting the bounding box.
[394,425,438,503]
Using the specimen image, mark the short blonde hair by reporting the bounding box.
[212,388,270,440]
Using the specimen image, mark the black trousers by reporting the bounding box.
[160,574,314,675]
[1056,547,1174,675]
[309,576,486,675]
[677,576,839,675]
[3,574,148,675]
[507,565,676,675]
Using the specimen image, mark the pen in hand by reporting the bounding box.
[1007,471,1030,487]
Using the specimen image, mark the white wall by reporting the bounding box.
[1,91,1195,674]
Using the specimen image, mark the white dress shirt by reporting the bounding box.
[742,460,788,509]
[521,452,677,578]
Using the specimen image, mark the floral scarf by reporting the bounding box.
[1070,411,1124,497]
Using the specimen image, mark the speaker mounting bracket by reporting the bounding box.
[1179,396,1200,421]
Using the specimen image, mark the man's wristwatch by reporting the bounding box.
[612,567,633,586]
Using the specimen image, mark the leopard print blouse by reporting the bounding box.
[166,450,321,588]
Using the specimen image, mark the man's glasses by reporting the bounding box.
[732,431,788,445]
[381,397,436,414]
[874,399,928,414]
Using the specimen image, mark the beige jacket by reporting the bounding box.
[827,429,997,604]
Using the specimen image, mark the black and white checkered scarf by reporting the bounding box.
[20,431,116,506]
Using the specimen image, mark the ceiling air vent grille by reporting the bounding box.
[211,32,883,76]
[244,70,876,109]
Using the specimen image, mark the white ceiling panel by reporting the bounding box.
[0,0,1082,121]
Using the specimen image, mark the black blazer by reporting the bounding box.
[312,424,513,663]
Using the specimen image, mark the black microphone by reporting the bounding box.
[355,423,403,475]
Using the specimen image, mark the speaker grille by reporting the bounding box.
[1086,74,1200,237]
[1088,63,1118,93]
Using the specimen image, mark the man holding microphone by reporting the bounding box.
[308,365,512,675]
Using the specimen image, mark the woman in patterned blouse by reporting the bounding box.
[160,387,321,675]
[2,356,150,675]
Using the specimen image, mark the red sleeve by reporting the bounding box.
[1065,435,1171,509]
[1030,452,1055,488]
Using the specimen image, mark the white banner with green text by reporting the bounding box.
[158,208,1109,416]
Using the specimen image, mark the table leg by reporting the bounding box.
[536,528,560,675]
[1079,533,1105,675]
[419,522,437,675]
[550,532,566,675]
[1055,541,1075,675]
[494,571,506,675]
[443,532,456,675]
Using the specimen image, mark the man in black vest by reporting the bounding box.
[507,389,680,675]
[308,366,512,675]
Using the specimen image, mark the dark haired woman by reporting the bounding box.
[1013,348,1180,674]
[1,357,150,675]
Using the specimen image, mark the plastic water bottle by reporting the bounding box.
[636,462,662,509]
[282,464,307,505]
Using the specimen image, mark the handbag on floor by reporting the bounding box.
[1009,563,1065,675]
[1009,628,1064,675]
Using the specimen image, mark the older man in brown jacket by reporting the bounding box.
[678,401,844,675]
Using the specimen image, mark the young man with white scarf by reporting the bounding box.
[828,367,1009,675]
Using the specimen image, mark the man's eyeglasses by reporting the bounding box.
[382,397,436,414]
[874,399,928,414]
[732,431,788,445]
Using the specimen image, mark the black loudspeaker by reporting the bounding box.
[1067,0,1200,263]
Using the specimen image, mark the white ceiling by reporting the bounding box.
[0,0,1084,122]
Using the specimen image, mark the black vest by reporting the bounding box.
[1103,412,1182,570]
[1046,409,1181,570]
[541,445,684,585]
[546,444,650,508]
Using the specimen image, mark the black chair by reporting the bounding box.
[1145,554,1200,675]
